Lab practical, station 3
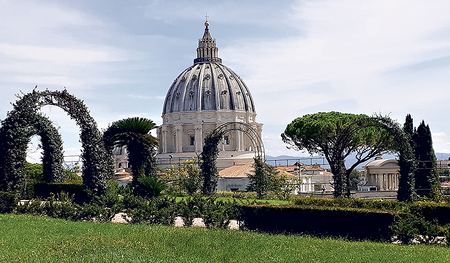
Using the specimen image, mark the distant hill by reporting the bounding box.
[266,152,450,170]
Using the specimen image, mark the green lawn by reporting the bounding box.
[0,214,449,262]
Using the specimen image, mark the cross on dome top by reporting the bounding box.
[194,19,222,64]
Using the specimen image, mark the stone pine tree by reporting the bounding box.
[397,114,417,202]
[414,121,440,199]
[282,112,397,198]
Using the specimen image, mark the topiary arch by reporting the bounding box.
[0,112,65,191]
[200,122,264,195]
[28,114,65,183]
[0,88,113,197]
[339,115,416,201]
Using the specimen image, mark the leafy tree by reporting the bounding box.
[246,156,277,199]
[349,169,364,191]
[270,171,301,200]
[200,129,224,196]
[414,121,440,199]
[162,158,202,195]
[21,162,44,183]
[103,117,158,185]
[282,112,397,198]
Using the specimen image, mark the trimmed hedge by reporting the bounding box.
[291,196,407,211]
[409,201,450,225]
[239,204,403,241]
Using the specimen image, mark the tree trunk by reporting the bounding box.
[329,158,347,198]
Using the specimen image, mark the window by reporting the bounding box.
[190,136,195,146]
[224,136,230,145]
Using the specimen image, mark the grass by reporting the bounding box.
[1,214,449,262]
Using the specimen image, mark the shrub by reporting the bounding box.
[215,191,257,199]
[135,177,166,198]
[177,194,203,227]
[15,192,118,222]
[391,214,444,244]
[34,182,87,203]
[97,180,121,208]
[202,197,239,229]
[124,196,177,226]
[0,191,17,213]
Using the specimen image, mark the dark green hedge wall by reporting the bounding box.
[239,205,404,241]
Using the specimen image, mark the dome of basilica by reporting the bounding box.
[162,22,256,115]
[158,21,262,159]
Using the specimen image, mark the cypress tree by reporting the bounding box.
[397,114,416,201]
[414,121,440,199]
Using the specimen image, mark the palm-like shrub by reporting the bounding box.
[103,117,158,183]
[135,176,166,198]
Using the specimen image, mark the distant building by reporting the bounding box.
[362,155,399,191]
[276,162,334,193]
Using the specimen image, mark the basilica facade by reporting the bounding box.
[157,21,263,169]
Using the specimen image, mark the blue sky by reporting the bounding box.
[1,0,450,162]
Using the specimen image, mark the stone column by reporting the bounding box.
[194,122,203,152]
[161,125,168,153]
[174,124,183,153]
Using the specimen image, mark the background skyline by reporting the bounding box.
[1,0,450,162]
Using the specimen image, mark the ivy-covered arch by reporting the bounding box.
[339,115,416,201]
[0,113,65,191]
[200,122,265,195]
[28,114,65,183]
[0,88,113,196]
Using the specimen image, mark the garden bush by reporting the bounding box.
[135,176,166,198]
[215,191,257,199]
[0,191,17,213]
[177,194,203,227]
[15,192,118,222]
[390,213,450,245]
[34,182,87,203]
[124,195,177,225]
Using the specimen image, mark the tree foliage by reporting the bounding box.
[270,171,301,200]
[162,158,202,195]
[281,112,399,198]
[414,121,440,199]
[246,156,277,199]
[397,114,417,202]
[103,117,158,184]
[0,89,113,198]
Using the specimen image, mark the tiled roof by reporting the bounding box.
[219,162,254,178]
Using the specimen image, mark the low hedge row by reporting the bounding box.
[409,201,450,225]
[239,204,403,241]
[292,197,450,225]
[34,182,87,203]
[291,196,407,211]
